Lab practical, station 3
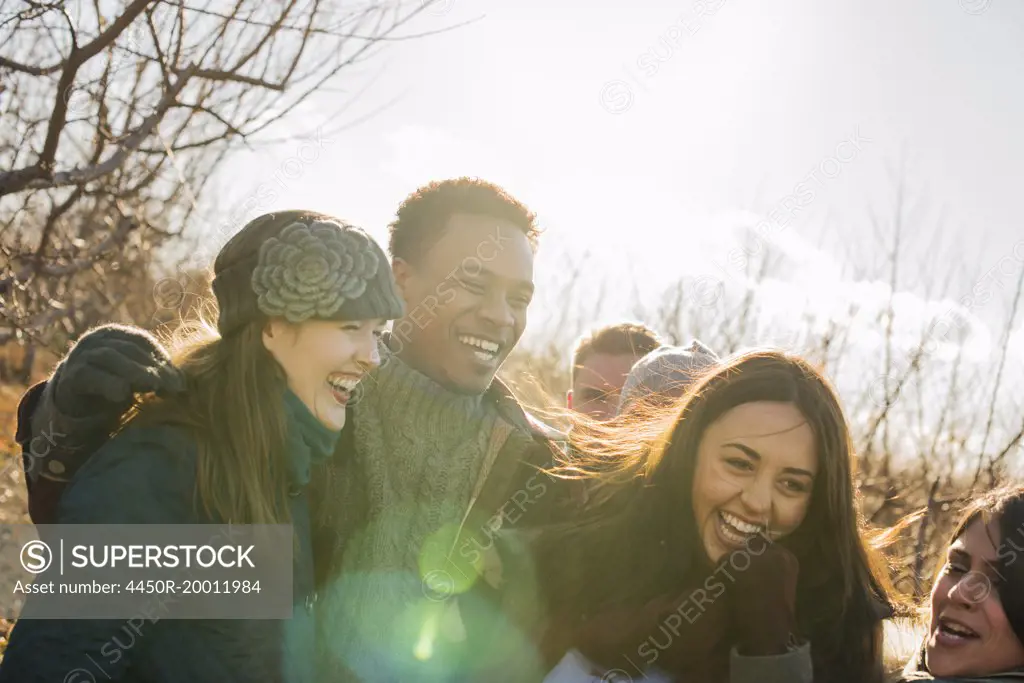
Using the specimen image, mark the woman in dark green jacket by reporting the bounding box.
[0,210,404,683]
[894,486,1024,683]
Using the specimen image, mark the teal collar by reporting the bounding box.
[282,389,340,487]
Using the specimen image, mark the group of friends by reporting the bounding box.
[1,177,1022,683]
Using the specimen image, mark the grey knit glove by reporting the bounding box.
[28,324,185,472]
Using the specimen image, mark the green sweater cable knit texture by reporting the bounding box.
[319,351,501,681]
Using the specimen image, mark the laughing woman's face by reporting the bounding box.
[926,518,1024,678]
[690,401,818,563]
[263,317,385,431]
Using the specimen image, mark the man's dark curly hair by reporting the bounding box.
[387,177,540,262]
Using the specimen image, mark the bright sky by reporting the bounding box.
[199,0,1024,372]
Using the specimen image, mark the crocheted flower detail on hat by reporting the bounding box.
[251,220,380,322]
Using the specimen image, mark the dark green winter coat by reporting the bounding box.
[0,390,337,683]
[896,646,1024,682]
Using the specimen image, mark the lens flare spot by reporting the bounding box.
[418,523,481,597]
[414,623,436,661]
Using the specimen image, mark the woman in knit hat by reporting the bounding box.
[0,210,404,683]
[536,350,898,683]
[615,339,721,415]
[896,486,1024,682]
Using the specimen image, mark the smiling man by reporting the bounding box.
[387,184,538,394]
[309,178,568,682]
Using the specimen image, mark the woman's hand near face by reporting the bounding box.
[570,566,733,677]
[721,533,801,656]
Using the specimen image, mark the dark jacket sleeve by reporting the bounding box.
[14,382,46,453]
[15,381,64,525]
[16,377,119,526]
[0,426,195,683]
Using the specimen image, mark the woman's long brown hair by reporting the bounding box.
[126,315,293,526]
[536,349,897,683]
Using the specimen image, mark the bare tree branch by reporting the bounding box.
[1,62,197,195]
[972,262,1024,486]
[1,0,439,351]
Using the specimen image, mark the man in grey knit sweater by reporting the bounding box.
[309,178,568,682]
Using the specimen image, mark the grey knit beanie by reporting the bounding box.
[211,210,405,336]
[617,340,720,414]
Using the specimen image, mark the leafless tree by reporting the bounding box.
[0,0,446,375]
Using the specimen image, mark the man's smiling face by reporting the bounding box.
[392,212,535,394]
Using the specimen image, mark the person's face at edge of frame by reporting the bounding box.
[569,351,644,421]
[926,518,1024,678]
[391,212,534,395]
[262,317,386,431]
[690,401,818,563]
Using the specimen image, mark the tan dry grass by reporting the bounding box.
[0,383,31,655]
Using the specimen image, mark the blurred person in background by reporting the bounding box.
[536,350,898,683]
[567,322,662,421]
[615,339,720,415]
[895,486,1024,682]
[0,211,405,683]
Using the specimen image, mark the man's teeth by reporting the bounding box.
[458,335,500,355]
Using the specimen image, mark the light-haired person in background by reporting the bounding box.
[615,339,721,414]
[567,322,662,421]
[542,338,721,681]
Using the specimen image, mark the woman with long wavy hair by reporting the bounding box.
[537,349,899,683]
[896,485,1024,682]
[0,210,405,683]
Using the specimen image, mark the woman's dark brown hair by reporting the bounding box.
[536,349,896,683]
[942,485,1024,643]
